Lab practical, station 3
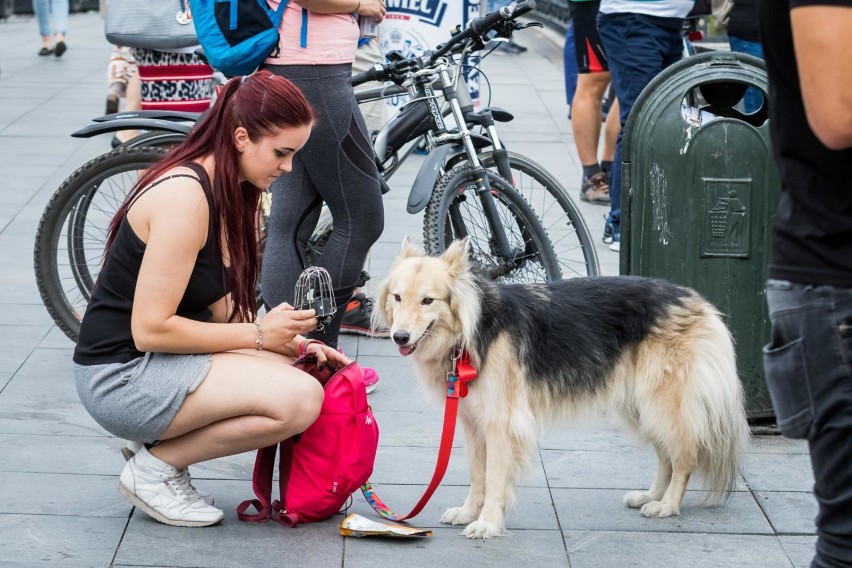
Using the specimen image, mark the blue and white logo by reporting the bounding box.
[386,0,448,27]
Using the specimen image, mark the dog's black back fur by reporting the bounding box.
[473,276,694,400]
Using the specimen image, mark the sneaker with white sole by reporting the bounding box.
[122,442,214,506]
[118,446,224,527]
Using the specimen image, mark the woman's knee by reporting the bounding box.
[268,373,324,435]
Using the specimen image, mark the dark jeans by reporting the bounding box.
[596,13,682,233]
[764,279,852,568]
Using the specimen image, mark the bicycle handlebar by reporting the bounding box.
[350,0,535,87]
[431,0,535,62]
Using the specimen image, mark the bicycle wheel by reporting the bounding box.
[478,151,599,278]
[34,146,166,342]
[423,164,561,284]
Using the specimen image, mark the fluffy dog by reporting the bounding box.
[375,238,750,539]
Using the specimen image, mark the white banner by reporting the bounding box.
[378,0,482,109]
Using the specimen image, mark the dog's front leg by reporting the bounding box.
[441,412,485,526]
[462,425,514,539]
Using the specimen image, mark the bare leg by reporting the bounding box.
[571,72,612,166]
[602,98,620,163]
[116,72,141,143]
[149,349,324,469]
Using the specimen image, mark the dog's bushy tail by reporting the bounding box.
[691,308,750,505]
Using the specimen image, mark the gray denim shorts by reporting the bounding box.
[74,352,212,443]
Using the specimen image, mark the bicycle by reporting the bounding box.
[34,0,599,342]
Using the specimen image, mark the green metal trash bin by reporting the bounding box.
[620,52,780,420]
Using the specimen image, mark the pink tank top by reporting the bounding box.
[264,1,359,66]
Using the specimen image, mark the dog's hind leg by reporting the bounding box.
[624,444,672,508]
[640,450,694,518]
[441,413,485,526]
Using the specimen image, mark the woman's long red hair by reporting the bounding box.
[105,71,314,324]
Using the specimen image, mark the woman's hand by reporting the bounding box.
[357,0,386,22]
[305,341,352,369]
[261,303,318,351]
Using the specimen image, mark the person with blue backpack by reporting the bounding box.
[259,0,388,387]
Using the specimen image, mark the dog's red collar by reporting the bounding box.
[448,348,477,398]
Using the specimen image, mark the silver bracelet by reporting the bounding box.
[254,321,263,351]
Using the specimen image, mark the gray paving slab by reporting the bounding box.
[345,527,569,568]
[0,324,49,374]
[563,531,794,568]
[750,434,809,455]
[753,491,817,535]
[0,471,130,517]
[743,452,815,492]
[116,483,344,568]
[0,303,55,328]
[539,420,647,452]
[0,434,124,474]
[0,514,127,566]
[778,536,818,568]
[552,488,772,534]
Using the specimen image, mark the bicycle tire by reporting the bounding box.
[34,146,166,342]
[477,151,599,278]
[423,164,561,284]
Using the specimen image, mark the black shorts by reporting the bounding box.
[570,0,608,73]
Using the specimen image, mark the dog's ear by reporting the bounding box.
[442,237,471,276]
[396,236,424,262]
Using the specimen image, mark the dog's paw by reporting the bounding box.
[623,491,654,508]
[462,520,505,539]
[441,507,478,526]
[640,500,677,518]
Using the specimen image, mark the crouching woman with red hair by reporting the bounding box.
[73,71,349,527]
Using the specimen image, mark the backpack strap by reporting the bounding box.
[270,438,301,527]
[236,443,279,522]
[300,8,308,48]
[271,0,290,26]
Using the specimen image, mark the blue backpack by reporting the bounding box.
[192,0,307,78]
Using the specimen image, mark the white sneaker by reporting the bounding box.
[118,447,224,527]
[122,441,214,506]
[609,241,621,252]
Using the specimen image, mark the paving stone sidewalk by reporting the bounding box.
[0,11,816,568]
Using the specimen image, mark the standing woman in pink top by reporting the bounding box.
[260,0,387,354]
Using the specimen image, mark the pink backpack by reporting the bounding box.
[237,354,379,527]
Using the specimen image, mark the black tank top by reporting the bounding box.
[73,162,231,365]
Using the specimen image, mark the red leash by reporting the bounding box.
[361,349,477,521]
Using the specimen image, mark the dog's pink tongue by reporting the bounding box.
[399,344,415,356]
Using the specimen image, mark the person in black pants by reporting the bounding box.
[759,1,852,566]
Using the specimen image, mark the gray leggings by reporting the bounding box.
[261,64,384,347]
